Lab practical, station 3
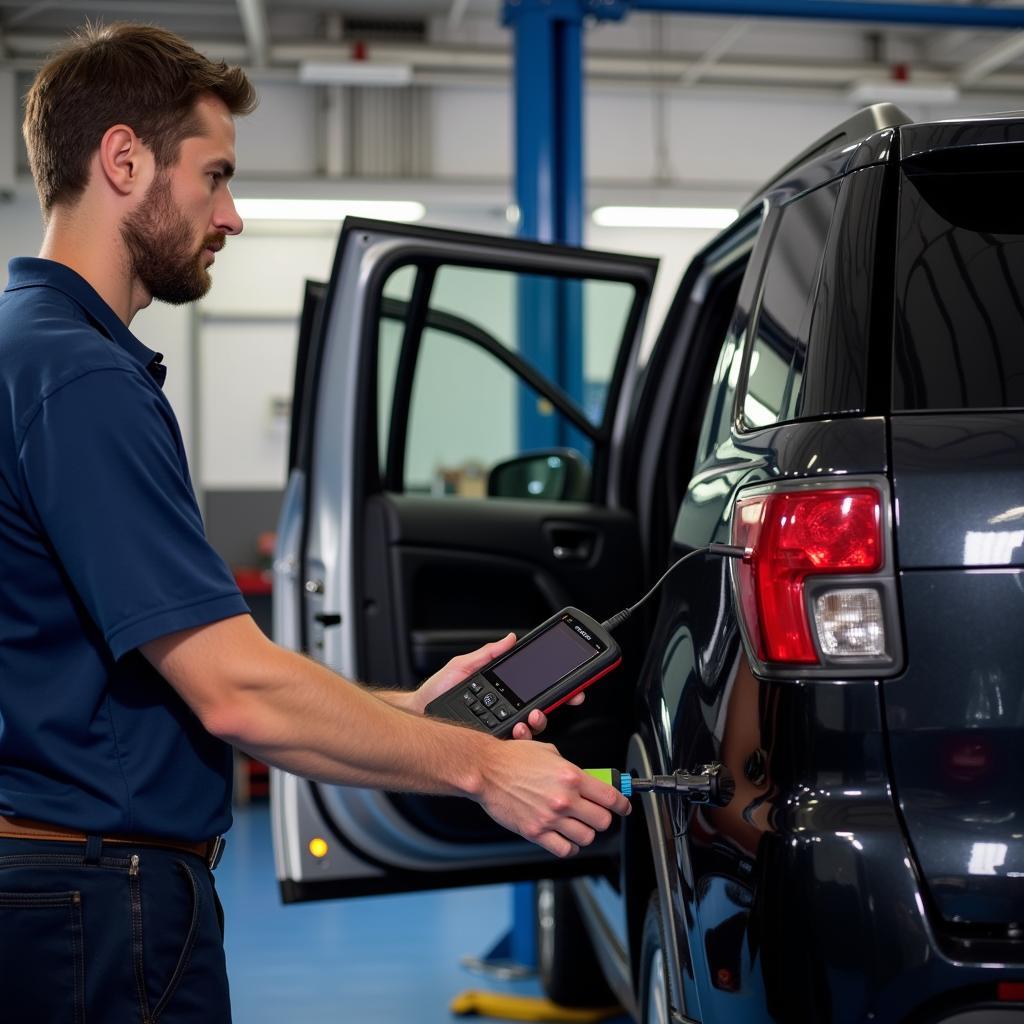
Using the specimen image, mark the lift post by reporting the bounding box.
[503,0,600,453]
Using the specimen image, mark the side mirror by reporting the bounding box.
[487,449,591,502]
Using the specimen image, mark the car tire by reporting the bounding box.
[639,891,673,1024]
[536,879,615,1007]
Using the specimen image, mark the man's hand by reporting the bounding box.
[473,739,631,858]
[407,632,585,739]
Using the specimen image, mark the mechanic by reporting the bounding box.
[0,23,630,1021]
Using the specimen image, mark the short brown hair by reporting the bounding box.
[23,22,257,213]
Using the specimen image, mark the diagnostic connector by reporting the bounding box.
[587,763,735,807]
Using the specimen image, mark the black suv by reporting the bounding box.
[271,103,1024,1023]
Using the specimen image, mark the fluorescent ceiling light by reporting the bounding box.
[847,79,959,105]
[298,60,413,86]
[592,206,737,229]
[234,199,426,222]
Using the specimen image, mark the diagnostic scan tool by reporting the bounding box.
[425,608,621,739]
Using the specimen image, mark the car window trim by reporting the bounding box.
[383,268,437,491]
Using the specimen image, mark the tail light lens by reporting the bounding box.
[732,487,886,666]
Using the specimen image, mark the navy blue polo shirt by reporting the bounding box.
[0,258,250,841]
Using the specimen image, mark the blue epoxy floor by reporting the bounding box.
[217,804,631,1024]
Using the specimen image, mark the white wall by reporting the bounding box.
[197,232,336,489]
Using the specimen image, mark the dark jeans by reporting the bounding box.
[0,836,231,1023]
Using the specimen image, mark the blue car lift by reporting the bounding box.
[487,0,1024,983]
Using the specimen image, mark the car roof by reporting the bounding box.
[748,103,1024,207]
[746,102,912,205]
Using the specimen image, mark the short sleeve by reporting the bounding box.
[17,367,249,659]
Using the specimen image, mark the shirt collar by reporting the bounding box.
[5,257,167,387]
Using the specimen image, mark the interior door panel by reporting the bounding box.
[361,493,643,685]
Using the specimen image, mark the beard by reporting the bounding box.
[120,172,224,306]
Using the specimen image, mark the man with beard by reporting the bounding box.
[0,23,629,1022]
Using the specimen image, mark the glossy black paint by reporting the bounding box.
[891,415,1024,569]
[887,569,1024,930]
[885,414,1024,932]
[901,113,1024,161]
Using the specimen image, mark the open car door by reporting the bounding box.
[271,219,657,902]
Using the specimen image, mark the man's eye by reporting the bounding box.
[209,172,222,186]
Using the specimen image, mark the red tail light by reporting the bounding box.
[732,488,883,664]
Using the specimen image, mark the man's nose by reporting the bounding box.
[215,187,243,236]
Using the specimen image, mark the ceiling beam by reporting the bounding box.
[958,30,1024,85]
[236,0,268,67]
[6,29,1024,96]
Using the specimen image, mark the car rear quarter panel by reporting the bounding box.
[888,413,1024,933]
[640,416,1022,1021]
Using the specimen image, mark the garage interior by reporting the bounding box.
[3,2,1024,1022]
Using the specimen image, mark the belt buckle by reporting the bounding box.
[207,835,226,870]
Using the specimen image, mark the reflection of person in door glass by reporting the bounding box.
[0,23,630,1022]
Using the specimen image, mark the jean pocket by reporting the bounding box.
[0,889,85,1024]
[134,855,203,1023]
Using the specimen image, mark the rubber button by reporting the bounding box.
[494,706,510,721]
[462,691,476,704]
[481,712,499,729]
[481,692,499,708]
[470,701,487,716]
[469,679,484,693]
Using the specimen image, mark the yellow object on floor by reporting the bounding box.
[449,990,623,1022]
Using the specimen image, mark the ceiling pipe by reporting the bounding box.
[628,0,1024,29]
[958,32,1024,87]
[236,0,269,67]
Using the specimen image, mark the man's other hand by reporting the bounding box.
[410,632,585,737]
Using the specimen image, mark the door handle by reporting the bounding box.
[552,542,590,561]
[546,525,598,562]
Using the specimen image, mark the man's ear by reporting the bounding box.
[97,124,153,198]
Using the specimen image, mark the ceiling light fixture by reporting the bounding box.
[298,60,413,87]
[846,79,960,105]
[592,206,738,229]
[233,199,426,223]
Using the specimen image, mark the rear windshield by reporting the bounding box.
[894,146,1024,411]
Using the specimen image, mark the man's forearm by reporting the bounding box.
[143,614,630,859]
[216,642,492,795]
[369,687,420,714]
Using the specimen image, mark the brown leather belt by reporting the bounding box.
[0,816,225,869]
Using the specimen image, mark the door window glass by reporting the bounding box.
[741,182,840,429]
[377,262,642,500]
[430,265,636,426]
[404,327,516,495]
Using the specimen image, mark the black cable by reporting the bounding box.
[601,542,749,633]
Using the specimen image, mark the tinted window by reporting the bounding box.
[741,181,841,429]
[894,149,1024,411]
[801,164,886,419]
